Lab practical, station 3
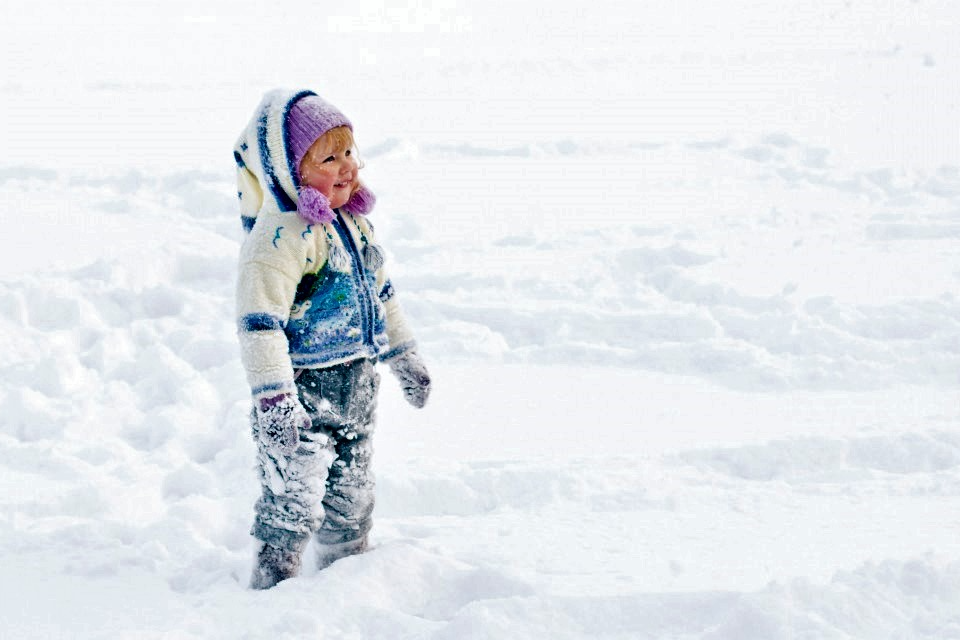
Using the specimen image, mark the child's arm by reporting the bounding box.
[378,278,418,362]
[236,211,318,402]
[360,218,431,407]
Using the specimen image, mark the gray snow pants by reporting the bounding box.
[250,358,380,553]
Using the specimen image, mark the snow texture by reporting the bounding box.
[1,0,959,637]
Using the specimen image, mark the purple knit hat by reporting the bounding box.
[286,94,352,180]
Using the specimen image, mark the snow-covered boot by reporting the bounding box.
[316,535,368,570]
[250,542,303,590]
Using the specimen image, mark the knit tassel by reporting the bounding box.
[363,243,385,272]
[327,238,352,273]
[341,184,376,216]
[297,186,335,224]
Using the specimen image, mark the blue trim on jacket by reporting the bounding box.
[240,313,286,332]
[379,340,416,362]
[257,110,297,212]
[379,280,395,303]
[251,381,294,397]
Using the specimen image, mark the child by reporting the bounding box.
[233,89,431,589]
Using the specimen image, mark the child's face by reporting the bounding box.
[299,133,359,209]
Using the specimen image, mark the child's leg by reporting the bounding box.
[249,403,336,586]
[297,359,380,568]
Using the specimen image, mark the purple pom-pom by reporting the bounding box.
[342,184,376,216]
[297,186,335,224]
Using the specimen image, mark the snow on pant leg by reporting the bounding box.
[250,404,336,552]
[296,359,380,547]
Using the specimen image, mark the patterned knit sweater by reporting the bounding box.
[234,90,415,401]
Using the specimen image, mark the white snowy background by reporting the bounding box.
[1,0,959,638]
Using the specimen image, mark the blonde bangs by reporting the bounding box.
[325,126,355,153]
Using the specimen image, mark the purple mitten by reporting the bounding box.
[256,394,311,455]
[387,351,432,408]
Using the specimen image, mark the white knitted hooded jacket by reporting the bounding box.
[234,89,415,401]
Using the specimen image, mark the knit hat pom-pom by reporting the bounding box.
[342,184,376,216]
[298,186,335,224]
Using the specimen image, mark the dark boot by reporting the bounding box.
[316,535,368,570]
[250,542,303,590]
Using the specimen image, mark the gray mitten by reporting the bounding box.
[256,393,311,455]
[388,351,432,408]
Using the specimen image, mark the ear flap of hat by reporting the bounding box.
[341,184,376,216]
[297,186,336,224]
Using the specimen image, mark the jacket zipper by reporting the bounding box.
[333,211,376,349]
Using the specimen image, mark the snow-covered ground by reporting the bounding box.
[2,1,959,638]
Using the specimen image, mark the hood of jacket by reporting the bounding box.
[234,89,316,232]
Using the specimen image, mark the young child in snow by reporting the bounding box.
[233,89,431,589]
